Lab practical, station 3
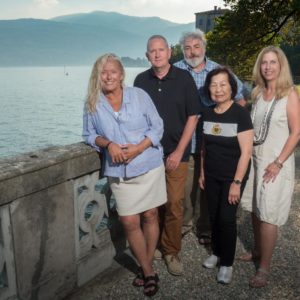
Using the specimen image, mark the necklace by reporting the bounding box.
[251,96,277,145]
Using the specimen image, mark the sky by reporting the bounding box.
[0,0,225,24]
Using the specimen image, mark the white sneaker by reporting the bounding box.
[217,266,233,284]
[202,254,219,268]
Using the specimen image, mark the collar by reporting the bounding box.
[149,64,176,80]
[100,87,130,109]
[183,57,211,73]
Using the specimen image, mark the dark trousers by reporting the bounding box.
[205,176,245,266]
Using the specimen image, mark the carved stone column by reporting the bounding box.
[0,205,17,300]
[74,173,116,286]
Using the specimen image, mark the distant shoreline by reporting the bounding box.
[0,63,149,68]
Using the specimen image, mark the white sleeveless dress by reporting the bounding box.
[241,94,295,226]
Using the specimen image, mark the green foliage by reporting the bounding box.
[207,0,300,80]
[282,43,300,78]
[170,44,183,64]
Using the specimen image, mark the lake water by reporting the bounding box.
[0,66,146,158]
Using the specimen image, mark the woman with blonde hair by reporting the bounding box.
[83,53,167,297]
[240,46,300,288]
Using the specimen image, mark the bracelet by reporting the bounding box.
[274,158,283,169]
[106,141,113,149]
[233,179,242,185]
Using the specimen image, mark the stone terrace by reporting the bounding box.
[65,148,300,300]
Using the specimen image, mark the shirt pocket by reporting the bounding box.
[125,116,148,131]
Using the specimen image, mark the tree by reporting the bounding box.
[170,44,183,64]
[282,43,300,79]
[207,0,300,80]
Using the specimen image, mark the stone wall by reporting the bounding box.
[0,143,123,300]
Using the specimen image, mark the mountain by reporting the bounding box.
[0,11,194,66]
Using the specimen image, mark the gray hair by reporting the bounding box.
[147,35,169,52]
[179,29,207,50]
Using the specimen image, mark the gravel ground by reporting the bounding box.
[65,149,300,300]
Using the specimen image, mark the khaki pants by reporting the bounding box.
[161,162,189,255]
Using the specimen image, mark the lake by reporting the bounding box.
[0,66,146,158]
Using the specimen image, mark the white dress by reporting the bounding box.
[241,94,295,226]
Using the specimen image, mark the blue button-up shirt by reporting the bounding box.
[83,87,164,178]
[174,58,245,152]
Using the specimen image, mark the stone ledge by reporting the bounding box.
[0,143,100,205]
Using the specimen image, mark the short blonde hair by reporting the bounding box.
[252,46,293,101]
[85,53,125,112]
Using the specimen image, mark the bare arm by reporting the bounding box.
[263,88,300,182]
[166,115,198,170]
[228,129,254,204]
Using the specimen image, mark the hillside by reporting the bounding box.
[0,11,194,66]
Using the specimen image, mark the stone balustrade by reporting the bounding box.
[0,143,123,300]
[1,142,298,300]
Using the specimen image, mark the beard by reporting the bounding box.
[185,55,205,68]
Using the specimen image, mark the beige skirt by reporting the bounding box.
[108,164,167,216]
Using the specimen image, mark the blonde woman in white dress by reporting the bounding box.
[241,46,300,288]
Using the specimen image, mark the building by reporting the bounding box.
[195,6,228,32]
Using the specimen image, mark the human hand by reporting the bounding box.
[228,183,241,205]
[199,175,205,190]
[263,162,281,183]
[165,150,183,170]
[120,144,141,163]
[107,143,127,164]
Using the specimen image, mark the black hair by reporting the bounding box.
[204,67,237,100]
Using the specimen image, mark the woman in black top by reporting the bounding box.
[199,67,253,284]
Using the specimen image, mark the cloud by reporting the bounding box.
[34,0,59,8]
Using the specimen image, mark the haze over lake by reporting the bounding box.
[0,66,146,158]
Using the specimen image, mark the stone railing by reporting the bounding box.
[0,143,124,300]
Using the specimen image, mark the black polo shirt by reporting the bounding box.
[134,65,201,161]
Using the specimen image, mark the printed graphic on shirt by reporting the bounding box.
[203,121,238,137]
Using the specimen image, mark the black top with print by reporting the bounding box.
[202,102,253,181]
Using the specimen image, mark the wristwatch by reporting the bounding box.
[233,179,242,185]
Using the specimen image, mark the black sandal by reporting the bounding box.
[132,267,145,287]
[143,274,159,297]
[198,234,211,245]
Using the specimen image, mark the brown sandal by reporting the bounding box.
[249,268,269,288]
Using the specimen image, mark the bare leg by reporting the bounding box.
[142,208,159,268]
[249,219,277,288]
[239,213,261,261]
[259,221,278,271]
[120,214,154,276]
[251,213,261,257]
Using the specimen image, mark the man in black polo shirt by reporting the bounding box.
[134,35,201,276]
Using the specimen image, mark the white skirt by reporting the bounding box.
[108,164,167,216]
